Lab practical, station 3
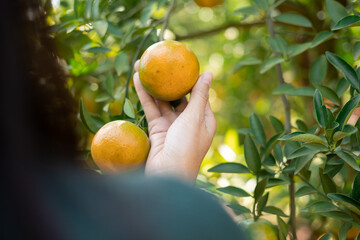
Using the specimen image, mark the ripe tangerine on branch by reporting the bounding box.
[91,120,150,174]
[139,40,199,101]
[194,0,224,8]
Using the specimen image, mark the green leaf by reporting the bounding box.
[288,42,312,58]
[237,128,252,135]
[79,99,104,134]
[104,73,114,96]
[319,233,333,240]
[314,89,328,127]
[296,119,308,132]
[234,6,260,16]
[217,186,251,197]
[123,98,135,118]
[311,31,334,48]
[140,2,155,26]
[280,132,327,145]
[288,146,318,159]
[272,83,294,95]
[310,201,338,212]
[93,20,108,37]
[250,113,266,146]
[263,206,288,217]
[91,0,100,19]
[352,172,360,201]
[95,93,111,103]
[335,95,360,131]
[335,78,350,97]
[325,0,348,23]
[295,154,314,174]
[319,168,337,194]
[262,133,283,162]
[310,56,328,85]
[328,193,360,215]
[295,186,316,197]
[274,13,312,27]
[335,150,360,171]
[254,177,268,203]
[244,135,261,174]
[273,144,284,164]
[267,178,289,188]
[232,58,262,73]
[324,163,344,178]
[277,216,288,240]
[257,192,269,215]
[339,222,352,240]
[253,0,268,10]
[326,51,359,90]
[332,15,360,31]
[285,87,315,97]
[319,211,352,221]
[333,124,358,142]
[284,141,302,158]
[315,85,340,106]
[208,163,250,174]
[107,22,123,38]
[270,115,284,133]
[114,53,129,76]
[305,142,329,150]
[84,0,92,19]
[84,47,111,53]
[267,35,288,56]
[227,204,252,215]
[353,41,360,61]
[260,57,284,74]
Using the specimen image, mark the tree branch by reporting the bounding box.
[175,21,264,41]
[159,0,177,41]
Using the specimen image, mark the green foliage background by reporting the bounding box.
[49,0,360,238]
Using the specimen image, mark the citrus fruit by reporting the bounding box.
[139,40,199,101]
[194,0,224,8]
[91,120,150,174]
[240,219,279,240]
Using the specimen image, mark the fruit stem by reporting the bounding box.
[159,0,177,41]
[265,10,296,240]
[137,114,146,127]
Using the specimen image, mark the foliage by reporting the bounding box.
[49,0,360,239]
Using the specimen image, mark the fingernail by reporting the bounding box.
[200,72,213,84]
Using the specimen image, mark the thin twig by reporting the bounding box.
[159,0,177,41]
[175,21,264,41]
[136,114,146,127]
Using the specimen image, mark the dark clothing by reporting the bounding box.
[3,166,244,240]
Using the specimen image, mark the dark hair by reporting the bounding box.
[1,0,79,167]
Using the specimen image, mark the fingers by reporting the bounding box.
[133,72,161,122]
[134,60,140,72]
[174,97,188,114]
[205,102,217,137]
[187,72,213,116]
[155,99,175,118]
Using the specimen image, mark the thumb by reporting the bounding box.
[187,72,213,115]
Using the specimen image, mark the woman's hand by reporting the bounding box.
[133,60,216,183]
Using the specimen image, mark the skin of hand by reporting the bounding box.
[133,60,217,183]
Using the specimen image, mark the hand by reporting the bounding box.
[133,61,216,183]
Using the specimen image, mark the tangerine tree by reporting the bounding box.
[48,0,360,239]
